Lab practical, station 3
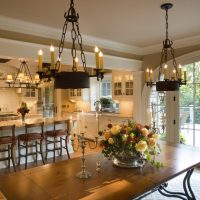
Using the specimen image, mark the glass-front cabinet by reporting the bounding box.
[112,71,134,99]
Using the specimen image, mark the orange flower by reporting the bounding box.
[141,128,149,137]
[104,132,111,140]
[148,137,157,147]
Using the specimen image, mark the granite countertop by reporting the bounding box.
[0,116,75,128]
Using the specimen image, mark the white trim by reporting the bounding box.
[143,35,200,55]
[2,16,200,56]
[0,38,142,71]
[0,16,143,56]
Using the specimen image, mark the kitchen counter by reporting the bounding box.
[0,116,75,128]
[0,116,75,169]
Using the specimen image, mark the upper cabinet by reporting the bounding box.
[112,71,134,99]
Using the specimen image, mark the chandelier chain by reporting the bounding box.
[76,22,87,72]
[57,21,68,69]
[70,0,74,7]
[71,22,77,72]
[165,8,169,39]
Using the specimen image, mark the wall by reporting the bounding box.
[0,88,20,113]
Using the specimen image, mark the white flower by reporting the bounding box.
[148,138,157,147]
[108,138,114,145]
[122,134,128,142]
[141,128,149,137]
[110,125,121,135]
[135,141,148,152]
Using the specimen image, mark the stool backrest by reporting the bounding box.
[25,122,44,137]
[0,125,15,138]
[53,120,70,134]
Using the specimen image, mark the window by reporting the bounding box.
[101,80,112,97]
[180,61,200,147]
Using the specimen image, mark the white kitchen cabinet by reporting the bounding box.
[112,71,134,100]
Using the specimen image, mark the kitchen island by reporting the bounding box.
[0,116,74,169]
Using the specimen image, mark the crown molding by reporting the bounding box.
[143,35,200,55]
[1,16,200,56]
[0,16,143,56]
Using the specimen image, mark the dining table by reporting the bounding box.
[0,141,200,200]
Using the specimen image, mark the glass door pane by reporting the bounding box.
[43,86,54,118]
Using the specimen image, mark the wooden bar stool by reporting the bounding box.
[0,125,16,172]
[45,120,70,162]
[18,122,45,169]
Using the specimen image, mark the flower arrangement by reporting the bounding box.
[17,101,29,116]
[99,121,163,168]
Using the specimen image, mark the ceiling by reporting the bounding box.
[0,0,200,49]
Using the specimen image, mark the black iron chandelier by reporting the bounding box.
[37,0,104,89]
[146,3,187,91]
[6,60,40,88]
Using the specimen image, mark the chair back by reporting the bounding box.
[25,122,44,137]
[53,120,70,134]
[0,125,15,137]
[0,125,15,143]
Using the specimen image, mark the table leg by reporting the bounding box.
[158,168,196,200]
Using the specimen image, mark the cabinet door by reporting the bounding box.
[125,80,133,96]
[114,82,122,96]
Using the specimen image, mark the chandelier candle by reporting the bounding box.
[38,49,43,72]
[178,65,182,80]
[95,46,100,69]
[99,51,104,69]
[173,70,176,80]
[150,69,153,81]
[146,68,149,82]
[164,65,167,80]
[184,67,187,81]
[50,45,55,70]
[75,57,79,68]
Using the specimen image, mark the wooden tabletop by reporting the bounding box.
[0,142,200,200]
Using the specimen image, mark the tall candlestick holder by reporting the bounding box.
[76,133,92,179]
[70,134,80,152]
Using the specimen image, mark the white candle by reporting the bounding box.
[50,45,55,70]
[76,114,80,135]
[81,111,85,133]
[38,49,43,72]
[69,116,74,139]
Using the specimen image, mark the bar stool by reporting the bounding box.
[18,122,45,169]
[0,125,16,172]
[45,120,70,162]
